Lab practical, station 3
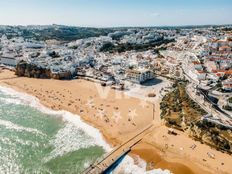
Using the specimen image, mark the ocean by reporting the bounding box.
[0,86,171,174]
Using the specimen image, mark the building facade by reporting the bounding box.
[126,68,154,84]
[222,78,232,91]
[0,56,18,67]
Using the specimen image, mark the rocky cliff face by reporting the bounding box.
[50,71,72,80]
[15,61,72,80]
[15,61,50,78]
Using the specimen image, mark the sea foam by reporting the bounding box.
[113,155,172,174]
[0,85,171,174]
[0,86,111,152]
[0,119,46,136]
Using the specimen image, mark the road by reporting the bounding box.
[186,82,232,125]
[162,50,232,124]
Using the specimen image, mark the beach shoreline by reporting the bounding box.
[0,69,231,174]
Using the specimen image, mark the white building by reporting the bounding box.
[222,78,232,91]
[205,60,217,72]
[126,68,154,84]
[192,61,203,71]
[0,56,19,67]
[196,70,207,80]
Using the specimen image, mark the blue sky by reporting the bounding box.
[0,0,231,27]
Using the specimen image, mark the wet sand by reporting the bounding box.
[132,143,196,174]
[0,69,232,174]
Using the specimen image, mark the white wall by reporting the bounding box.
[0,57,17,67]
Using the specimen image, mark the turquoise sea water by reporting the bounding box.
[0,88,107,174]
[0,86,172,174]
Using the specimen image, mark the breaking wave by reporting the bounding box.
[113,155,172,174]
[0,119,45,136]
[0,85,171,173]
[0,86,111,152]
[44,123,97,162]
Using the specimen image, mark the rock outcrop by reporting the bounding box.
[15,61,72,80]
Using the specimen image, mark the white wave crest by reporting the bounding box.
[0,86,111,152]
[0,119,46,136]
[0,97,28,105]
[0,85,171,174]
[44,123,96,162]
[0,136,40,148]
[0,147,21,174]
[113,155,172,174]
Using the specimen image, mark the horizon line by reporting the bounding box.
[0,23,232,29]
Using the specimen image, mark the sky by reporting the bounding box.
[0,0,231,27]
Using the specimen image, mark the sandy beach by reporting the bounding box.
[0,69,231,174]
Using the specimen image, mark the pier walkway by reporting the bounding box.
[81,124,155,174]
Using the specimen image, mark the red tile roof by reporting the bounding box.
[197,70,206,74]
[212,69,232,75]
[192,61,201,65]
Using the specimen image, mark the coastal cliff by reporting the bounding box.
[15,61,72,80]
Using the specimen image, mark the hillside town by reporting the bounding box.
[0,27,173,83]
[0,25,232,153]
[1,26,232,110]
[161,31,232,126]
